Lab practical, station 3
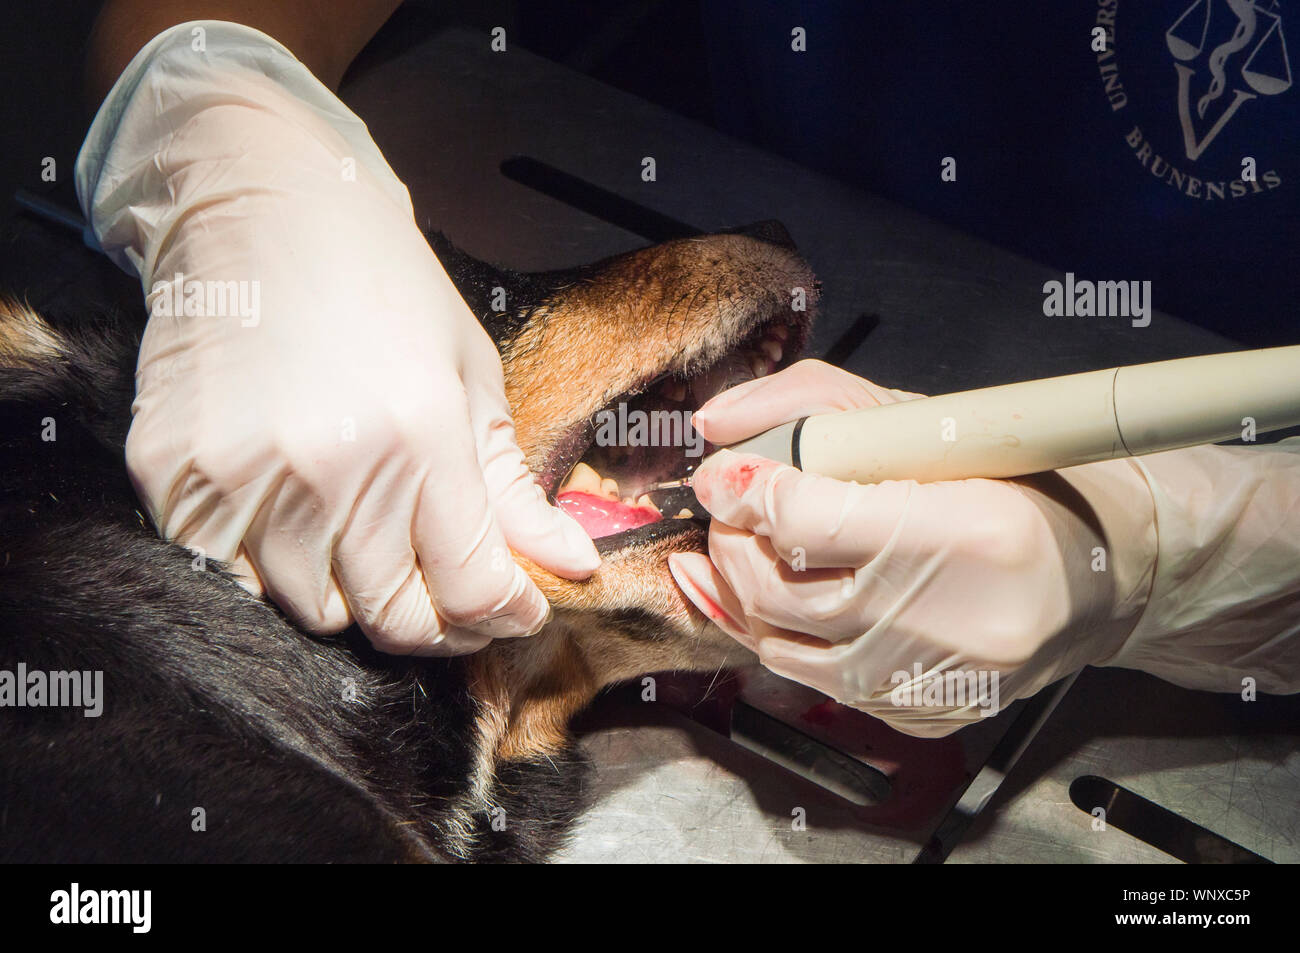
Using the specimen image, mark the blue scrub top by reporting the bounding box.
[703,0,1297,346]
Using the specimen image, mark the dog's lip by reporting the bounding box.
[539,417,598,501]
[591,512,708,555]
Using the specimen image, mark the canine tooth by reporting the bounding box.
[600,477,620,500]
[562,461,602,494]
[761,340,783,363]
[635,494,661,514]
[750,356,767,377]
[674,508,695,519]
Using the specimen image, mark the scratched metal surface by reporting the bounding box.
[552,691,923,864]
[946,667,1300,864]
[341,29,1298,863]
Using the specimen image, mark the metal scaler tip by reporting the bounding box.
[642,479,705,517]
[647,478,693,492]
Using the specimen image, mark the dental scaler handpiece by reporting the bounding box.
[653,345,1300,501]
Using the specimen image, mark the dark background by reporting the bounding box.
[3,0,1296,345]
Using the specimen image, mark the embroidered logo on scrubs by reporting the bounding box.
[1095,0,1291,201]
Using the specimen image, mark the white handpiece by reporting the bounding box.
[721,345,1300,484]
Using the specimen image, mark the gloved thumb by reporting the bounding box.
[692,359,924,446]
[473,390,601,579]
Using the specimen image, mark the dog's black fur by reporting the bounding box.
[0,246,592,863]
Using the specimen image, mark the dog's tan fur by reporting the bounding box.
[504,235,814,474]
[471,234,814,760]
[0,298,66,365]
[471,535,751,759]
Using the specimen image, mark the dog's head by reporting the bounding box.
[430,223,817,760]
[0,222,817,861]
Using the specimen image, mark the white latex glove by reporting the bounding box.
[670,360,1300,736]
[75,21,599,655]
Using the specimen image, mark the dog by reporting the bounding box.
[0,221,815,861]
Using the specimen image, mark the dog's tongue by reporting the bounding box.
[556,491,660,539]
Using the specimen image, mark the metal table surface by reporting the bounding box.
[340,28,1300,863]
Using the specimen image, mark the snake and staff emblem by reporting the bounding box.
[1166,0,1291,160]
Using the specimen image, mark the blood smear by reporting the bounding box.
[556,491,660,539]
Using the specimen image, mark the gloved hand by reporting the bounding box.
[76,21,599,655]
[670,360,1300,736]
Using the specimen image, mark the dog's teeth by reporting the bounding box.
[561,461,602,495]
[600,477,620,500]
[635,494,661,515]
[750,356,767,378]
[674,508,695,519]
[761,340,783,363]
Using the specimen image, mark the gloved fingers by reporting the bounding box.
[852,700,976,739]
[667,551,820,653]
[705,520,885,643]
[667,551,755,649]
[682,587,914,711]
[129,424,352,632]
[237,484,354,636]
[469,382,601,580]
[758,645,1005,737]
[226,549,266,598]
[849,652,1056,737]
[487,456,603,578]
[340,557,490,657]
[410,395,551,640]
[156,423,353,636]
[691,359,925,445]
[125,400,268,561]
[751,636,855,702]
[178,500,352,636]
[330,464,490,657]
[701,458,1075,665]
[692,450,919,570]
[746,615,960,716]
[711,608,976,738]
[749,577,1064,731]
